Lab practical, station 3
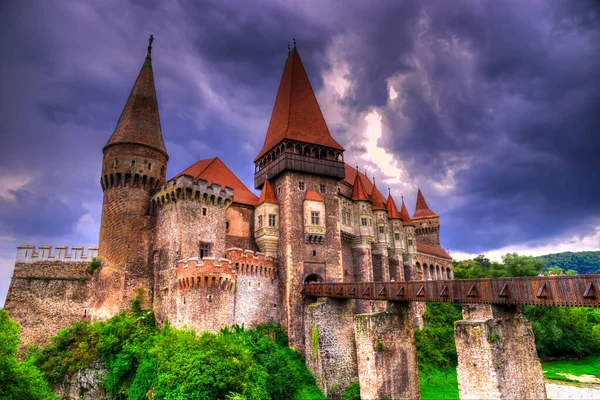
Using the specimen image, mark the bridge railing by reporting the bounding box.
[301,275,600,308]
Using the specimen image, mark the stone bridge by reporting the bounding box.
[301,275,600,399]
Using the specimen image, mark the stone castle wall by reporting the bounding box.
[4,260,93,346]
[273,172,344,352]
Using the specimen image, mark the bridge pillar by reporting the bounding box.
[454,304,546,400]
[354,302,420,400]
[304,298,359,399]
[352,241,374,314]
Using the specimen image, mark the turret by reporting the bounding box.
[254,179,279,257]
[371,181,388,245]
[351,169,372,240]
[412,188,439,246]
[96,36,168,318]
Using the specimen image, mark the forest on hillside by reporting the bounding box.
[536,251,600,274]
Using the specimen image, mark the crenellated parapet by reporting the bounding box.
[16,245,99,263]
[226,248,278,279]
[177,257,236,291]
[151,174,234,209]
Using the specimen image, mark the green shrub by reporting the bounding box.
[341,382,361,400]
[87,257,101,275]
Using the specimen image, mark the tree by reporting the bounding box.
[0,310,56,399]
[502,253,544,277]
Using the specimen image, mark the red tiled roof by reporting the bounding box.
[386,195,401,219]
[399,199,413,225]
[412,189,438,220]
[343,163,374,195]
[351,170,370,201]
[254,49,344,162]
[417,243,451,260]
[371,185,387,211]
[175,158,259,206]
[104,51,167,158]
[258,179,278,205]
[304,189,324,202]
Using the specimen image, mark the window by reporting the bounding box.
[148,163,152,170]
[277,187,281,197]
[378,226,385,234]
[226,221,230,233]
[257,282,262,290]
[408,239,413,247]
[361,218,367,227]
[131,160,136,167]
[153,251,159,263]
[113,159,118,167]
[320,184,326,194]
[258,215,263,228]
[268,214,276,227]
[312,250,317,257]
[103,163,106,171]
[299,181,305,191]
[202,207,207,216]
[199,242,211,259]
[394,233,400,241]
[311,211,320,225]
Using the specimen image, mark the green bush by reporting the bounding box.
[29,309,323,400]
[87,257,101,275]
[341,382,360,400]
[0,310,56,400]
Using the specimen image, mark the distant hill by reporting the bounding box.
[536,251,600,274]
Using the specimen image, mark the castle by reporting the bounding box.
[5,38,452,352]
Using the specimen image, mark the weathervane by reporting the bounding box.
[147,34,154,56]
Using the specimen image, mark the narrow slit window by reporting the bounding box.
[148,163,152,170]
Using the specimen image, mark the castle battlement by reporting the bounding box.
[15,245,99,263]
[151,174,234,208]
[177,257,236,291]
[226,248,278,279]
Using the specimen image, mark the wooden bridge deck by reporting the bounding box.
[301,275,600,307]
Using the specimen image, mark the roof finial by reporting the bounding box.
[373,176,376,186]
[147,34,154,57]
[293,37,297,50]
[388,185,391,196]
[402,194,404,203]
[287,43,291,55]
[356,163,359,172]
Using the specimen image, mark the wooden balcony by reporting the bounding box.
[254,153,345,189]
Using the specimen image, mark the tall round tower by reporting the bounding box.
[95,36,168,318]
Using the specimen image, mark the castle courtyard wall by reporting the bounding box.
[4,261,93,346]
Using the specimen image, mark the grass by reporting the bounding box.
[542,356,600,383]
[419,367,459,400]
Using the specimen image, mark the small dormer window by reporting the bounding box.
[131,160,136,167]
[148,163,152,171]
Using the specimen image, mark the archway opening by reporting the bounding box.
[304,273,324,284]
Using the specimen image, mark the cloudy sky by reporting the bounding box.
[1,0,599,304]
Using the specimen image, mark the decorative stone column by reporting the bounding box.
[354,302,420,400]
[454,304,546,400]
[304,298,359,399]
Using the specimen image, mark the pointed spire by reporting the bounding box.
[257,179,278,205]
[371,184,387,211]
[104,36,167,158]
[386,194,401,219]
[400,197,413,225]
[351,170,370,201]
[412,188,437,220]
[254,45,344,162]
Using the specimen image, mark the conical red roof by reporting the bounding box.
[386,195,401,219]
[104,44,167,158]
[412,189,437,220]
[371,185,387,211]
[258,179,278,205]
[254,48,344,162]
[351,171,370,201]
[400,199,413,225]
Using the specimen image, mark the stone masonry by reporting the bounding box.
[454,304,547,399]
